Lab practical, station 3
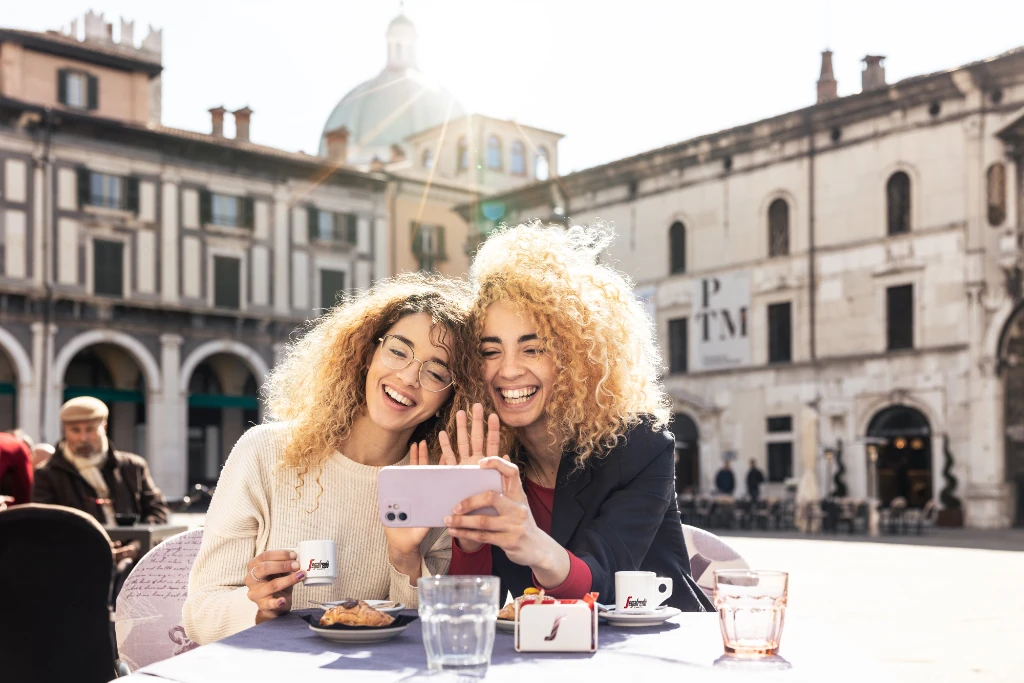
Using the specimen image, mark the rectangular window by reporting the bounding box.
[766,416,792,433]
[213,256,241,309]
[93,240,123,297]
[316,210,334,241]
[320,269,346,309]
[887,284,914,351]
[767,302,792,364]
[66,72,87,108]
[212,194,239,227]
[668,317,688,374]
[767,442,793,482]
[309,209,357,244]
[412,223,446,271]
[89,173,123,209]
[58,69,96,110]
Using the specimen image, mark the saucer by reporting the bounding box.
[307,621,413,643]
[600,605,681,627]
[496,618,516,633]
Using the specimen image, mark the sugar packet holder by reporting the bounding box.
[514,592,599,653]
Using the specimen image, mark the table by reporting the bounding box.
[103,524,188,555]
[123,609,888,682]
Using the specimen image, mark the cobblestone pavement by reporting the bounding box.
[726,535,1024,682]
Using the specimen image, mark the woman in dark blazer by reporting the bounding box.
[443,222,712,612]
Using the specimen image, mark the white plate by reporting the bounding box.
[496,619,516,633]
[600,605,681,627]
[313,600,406,617]
[307,621,412,643]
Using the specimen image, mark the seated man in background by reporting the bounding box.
[0,429,34,506]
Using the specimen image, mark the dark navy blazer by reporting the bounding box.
[492,418,714,612]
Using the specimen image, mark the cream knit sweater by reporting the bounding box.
[182,422,451,645]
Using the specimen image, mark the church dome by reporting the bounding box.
[318,15,465,164]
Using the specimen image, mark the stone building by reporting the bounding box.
[461,48,1024,528]
[0,12,386,498]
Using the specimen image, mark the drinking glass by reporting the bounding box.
[418,575,500,674]
[713,570,788,657]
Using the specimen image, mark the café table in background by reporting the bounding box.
[121,609,891,683]
[104,524,188,556]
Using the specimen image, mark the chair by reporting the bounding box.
[0,503,118,683]
[905,500,939,535]
[115,528,205,671]
[681,524,750,600]
[881,497,909,535]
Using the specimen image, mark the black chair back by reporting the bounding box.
[0,504,116,683]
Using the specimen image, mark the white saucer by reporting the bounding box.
[314,600,406,617]
[600,605,681,627]
[307,621,412,643]
[496,619,516,633]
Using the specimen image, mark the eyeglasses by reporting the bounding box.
[378,335,455,393]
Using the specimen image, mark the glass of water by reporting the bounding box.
[418,575,500,674]
[713,570,789,657]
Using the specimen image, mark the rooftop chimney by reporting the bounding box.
[208,106,226,138]
[861,55,886,92]
[233,106,252,142]
[817,50,838,103]
[324,125,350,164]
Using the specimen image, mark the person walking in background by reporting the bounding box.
[715,460,735,496]
[0,429,34,505]
[746,458,765,501]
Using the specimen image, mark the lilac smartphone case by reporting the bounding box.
[378,465,503,528]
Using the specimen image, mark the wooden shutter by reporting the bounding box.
[320,269,346,309]
[213,256,241,309]
[199,190,212,225]
[307,206,318,241]
[76,167,91,208]
[86,74,99,110]
[436,226,446,259]
[346,214,358,245]
[410,222,423,256]
[125,176,140,213]
[241,197,255,229]
[57,69,69,105]
[93,240,124,297]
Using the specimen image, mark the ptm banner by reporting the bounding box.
[691,271,750,370]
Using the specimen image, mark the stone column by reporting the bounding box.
[161,176,180,303]
[965,356,1008,528]
[155,333,185,499]
[273,190,291,314]
[41,324,59,443]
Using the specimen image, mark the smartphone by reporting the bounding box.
[378,465,502,528]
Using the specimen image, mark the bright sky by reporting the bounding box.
[8,1,1024,175]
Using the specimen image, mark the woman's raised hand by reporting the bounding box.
[438,403,501,466]
[245,549,305,624]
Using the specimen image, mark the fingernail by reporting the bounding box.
[291,562,299,570]
[289,551,296,559]
[278,598,286,607]
[444,516,452,525]
[296,571,306,579]
[454,504,463,513]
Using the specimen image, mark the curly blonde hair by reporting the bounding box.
[469,221,670,464]
[263,272,476,494]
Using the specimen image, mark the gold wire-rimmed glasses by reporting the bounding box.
[378,335,455,393]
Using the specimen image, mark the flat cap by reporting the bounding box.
[59,396,109,423]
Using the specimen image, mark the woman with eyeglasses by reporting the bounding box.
[441,223,712,612]
[183,273,475,645]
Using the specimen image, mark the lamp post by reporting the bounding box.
[862,438,887,537]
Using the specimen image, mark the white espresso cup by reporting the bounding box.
[297,540,337,586]
[615,571,672,614]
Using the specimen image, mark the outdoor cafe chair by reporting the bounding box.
[903,499,939,535]
[881,497,909,534]
[681,524,750,599]
[115,528,204,671]
[0,503,120,683]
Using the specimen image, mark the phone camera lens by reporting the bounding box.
[398,512,408,521]
[386,512,396,521]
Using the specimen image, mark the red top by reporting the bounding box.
[0,432,33,505]
[449,477,593,598]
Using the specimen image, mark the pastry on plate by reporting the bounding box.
[319,599,395,627]
[498,587,547,620]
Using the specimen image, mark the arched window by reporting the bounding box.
[456,137,469,171]
[768,198,790,257]
[422,148,434,170]
[535,147,550,181]
[669,221,686,274]
[486,135,502,170]
[987,162,1007,227]
[510,141,525,176]
[886,171,911,235]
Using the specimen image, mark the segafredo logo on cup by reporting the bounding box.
[307,559,331,571]
[622,595,647,609]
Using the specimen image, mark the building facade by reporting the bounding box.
[462,48,1024,528]
[0,13,387,498]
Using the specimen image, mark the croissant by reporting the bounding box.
[319,599,395,627]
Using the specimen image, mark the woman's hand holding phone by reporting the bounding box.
[382,440,433,585]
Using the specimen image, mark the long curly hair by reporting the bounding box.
[263,272,476,491]
[469,221,670,465]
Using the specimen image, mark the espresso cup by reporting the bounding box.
[615,571,672,614]
[297,540,337,586]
